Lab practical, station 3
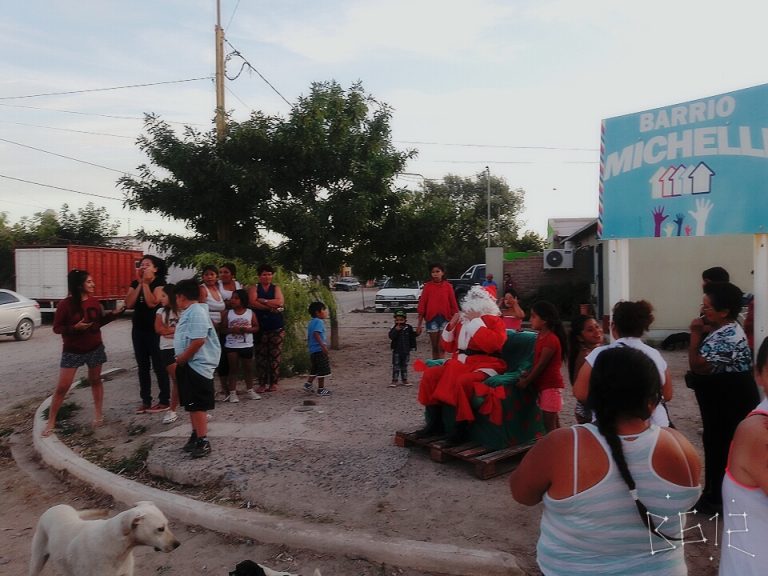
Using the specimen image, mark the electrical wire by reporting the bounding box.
[0,137,138,176]
[0,173,123,201]
[0,120,134,139]
[225,85,251,110]
[0,77,214,100]
[225,0,241,31]
[224,39,293,107]
[0,102,206,126]
[395,139,598,152]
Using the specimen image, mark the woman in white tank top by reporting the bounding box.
[511,347,701,575]
[720,336,768,576]
[199,265,227,395]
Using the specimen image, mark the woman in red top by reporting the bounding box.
[416,263,459,359]
[43,270,123,437]
[517,301,567,433]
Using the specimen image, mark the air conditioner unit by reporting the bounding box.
[543,249,574,270]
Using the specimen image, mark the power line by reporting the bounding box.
[0,119,134,139]
[0,102,206,126]
[225,0,241,30]
[396,140,598,152]
[0,137,138,176]
[0,77,214,100]
[224,39,293,107]
[225,85,251,110]
[429,159,599,165]
[0,173,123,201]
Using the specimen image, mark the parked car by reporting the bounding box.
[0,289,42,341]
[375,277,423,312]
[334,277,361,291]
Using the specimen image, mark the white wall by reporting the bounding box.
[603,235,753,333]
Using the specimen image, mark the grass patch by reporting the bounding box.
[103,442,152,475]
[74,376,91,389]
[127,424,147,437]
[41,401,81,422]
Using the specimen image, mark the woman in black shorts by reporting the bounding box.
[43,269,123,437]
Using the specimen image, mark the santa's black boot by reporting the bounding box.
[413,405,444,438]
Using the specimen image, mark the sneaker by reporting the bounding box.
[317,388,332,396]
[402,381,413,387]
[182,431,198,452]
[147,403,170,413]
[162,411,178,424]
[226,393,240,403]
[388,382,398,388]
[303,382,315,394]
[266,385,278,392]
[190,438,211,459]
[256,386,267,393]
[247,389,262,400]
[135,404,150,414]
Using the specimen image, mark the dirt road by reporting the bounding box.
[0,310,721,575]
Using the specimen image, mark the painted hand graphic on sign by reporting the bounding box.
[653,206,668,237]
[688,198,714,236]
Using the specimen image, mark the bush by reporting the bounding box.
[185,253,336,377]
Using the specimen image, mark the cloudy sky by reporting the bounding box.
[1,0,766,238]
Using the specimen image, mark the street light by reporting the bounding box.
[486,166,491,247]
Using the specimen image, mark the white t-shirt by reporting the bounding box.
[155,307,179,350]
[224,308,254,349]
[585,337,670,427]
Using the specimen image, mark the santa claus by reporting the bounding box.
[415,286,507,445]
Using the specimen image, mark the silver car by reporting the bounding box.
[0,289,42,341]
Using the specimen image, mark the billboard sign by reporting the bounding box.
[599,83,768,238]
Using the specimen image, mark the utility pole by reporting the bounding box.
[214,0,226,142]
[486,166,491,247]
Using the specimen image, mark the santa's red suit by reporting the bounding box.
[417,314,507,423]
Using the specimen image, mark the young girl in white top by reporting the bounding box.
[154,284,180,424]
[220,289,260,402]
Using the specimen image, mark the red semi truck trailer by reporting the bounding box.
[15,246,143,313]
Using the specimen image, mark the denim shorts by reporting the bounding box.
[425,315,448,333]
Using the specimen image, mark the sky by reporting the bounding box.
[1,0,767,240]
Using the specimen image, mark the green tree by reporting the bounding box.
[120,81,414,277]
[419,173,527,275]
[120,112,278,262]
[58,203,120,245]
[0,213,14,288]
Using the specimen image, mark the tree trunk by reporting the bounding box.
[330,314,340,350]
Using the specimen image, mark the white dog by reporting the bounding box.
[29,500,180,576]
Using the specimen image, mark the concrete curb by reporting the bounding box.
[32,397,525,576]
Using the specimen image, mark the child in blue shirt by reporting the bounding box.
[172,278,221,458]
[303,301,331,396]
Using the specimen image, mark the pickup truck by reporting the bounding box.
[448,264,486,301]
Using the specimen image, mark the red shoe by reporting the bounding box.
[255,386,267,393]
[266,385,278,392]
[147,403,170,413]
[135,404,150,414]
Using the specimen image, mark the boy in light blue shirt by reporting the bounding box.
[303,301,332,396]
[172,278,221,458]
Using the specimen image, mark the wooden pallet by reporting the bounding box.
[394,429,536,480]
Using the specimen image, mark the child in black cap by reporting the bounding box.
[388,309,416,387]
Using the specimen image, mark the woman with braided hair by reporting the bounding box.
[511,346,701,575]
